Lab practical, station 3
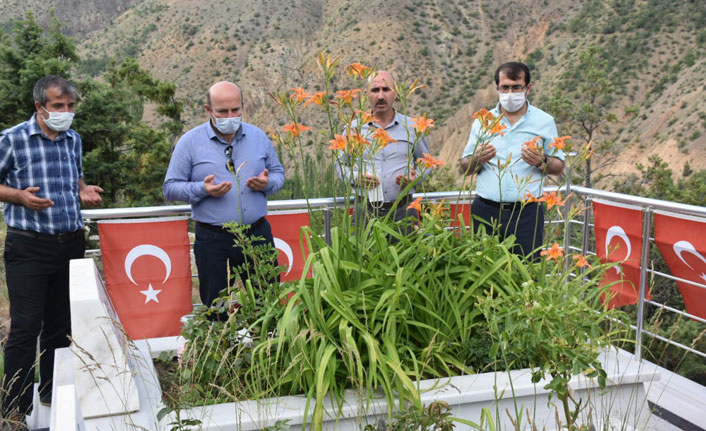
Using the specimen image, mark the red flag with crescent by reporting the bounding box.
[98,217,193,339]
[267,211,311,282]
[654,211,706,319]
[593,200,649,308]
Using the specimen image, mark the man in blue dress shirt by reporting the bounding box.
[163,81,285,309]
[460,62,565,258]
[0,75,103,421]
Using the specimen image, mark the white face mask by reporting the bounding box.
[41,106,74,132]
[212,115,241,135]
[498,91,527,113]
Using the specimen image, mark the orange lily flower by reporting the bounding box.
[472,109,498,129]
[354,110,375,125]
[523,136,542,153]
[472,108,490,120]
[490,121,507,136]
[523,191,538,204]
[417,153,445,170]
[540,191,565,210]
[289,87,312,103]
[372,128,395,147]
[407,196,423,212]
[305,91,328,107]
[283,123,311,137]
[346,62,372,79]
[411,114,435,133]
[431,199,448,217]
[573,254,593,269]
[550,135,571,150]
[347,131,371,153]
[335,89,361,105]
[328,134,346,151]
[540,243,564,262]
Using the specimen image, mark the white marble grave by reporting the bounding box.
[68,258,140,418]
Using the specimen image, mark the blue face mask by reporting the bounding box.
[212,115,241,134]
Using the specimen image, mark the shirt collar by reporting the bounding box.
[368,110,400,129]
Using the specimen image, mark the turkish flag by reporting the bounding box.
[654,211,706,319]
[593,200,650,308]
[98,217,193,339]
[449,202,471,228]
[267,211,311,282]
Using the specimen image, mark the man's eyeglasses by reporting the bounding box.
[225,145,235,172]
[497,85,527,93]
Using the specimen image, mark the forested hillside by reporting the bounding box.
[1,0,705,202]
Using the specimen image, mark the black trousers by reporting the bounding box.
[471,197,544,260]
[2,231,85,414]
[193,219,278,309]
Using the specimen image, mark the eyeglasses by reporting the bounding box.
[497,85,527,93]
[225,145,235,172]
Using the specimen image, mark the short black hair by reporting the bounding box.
[494,62,531,86]
[33,75,77,106]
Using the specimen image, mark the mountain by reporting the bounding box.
[2,0,705,187]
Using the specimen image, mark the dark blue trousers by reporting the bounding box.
[2,231,85,415]
[471,197,544,260]
[193,219,278,308]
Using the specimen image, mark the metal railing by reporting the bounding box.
[80,186,706,362]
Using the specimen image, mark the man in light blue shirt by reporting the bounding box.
[460,62,564,258]
[163,81,284,309]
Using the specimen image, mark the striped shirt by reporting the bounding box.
[0,114,84,234]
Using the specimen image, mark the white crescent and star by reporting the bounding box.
[274,237,294,276]
[606,225,632,275]
[124,244,172,304]
[673,240,706,283]
[123,238,297,303]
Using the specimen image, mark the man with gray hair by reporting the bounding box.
[0,75,103,424]
[164,81,285,312]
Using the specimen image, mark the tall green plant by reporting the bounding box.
[479,248,631,430]
[250,207,532,430]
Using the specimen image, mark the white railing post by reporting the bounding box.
[635,207,653,362]
[563,165,573,268]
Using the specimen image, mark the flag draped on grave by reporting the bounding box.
[593,200,650,308]
[654,211,706,320]
[267,210,311,282]
[98,217,193,339]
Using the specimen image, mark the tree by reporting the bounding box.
[0,13,183,208]
[0,11,78,129]
[548,46,617,188]
[76,59,183,207]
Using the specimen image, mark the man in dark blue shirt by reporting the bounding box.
[0,75,103,422]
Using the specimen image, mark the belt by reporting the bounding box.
[477,196,533,211]
[368,195,412,210]
[6,227,83,242]
[196,217,266,236]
